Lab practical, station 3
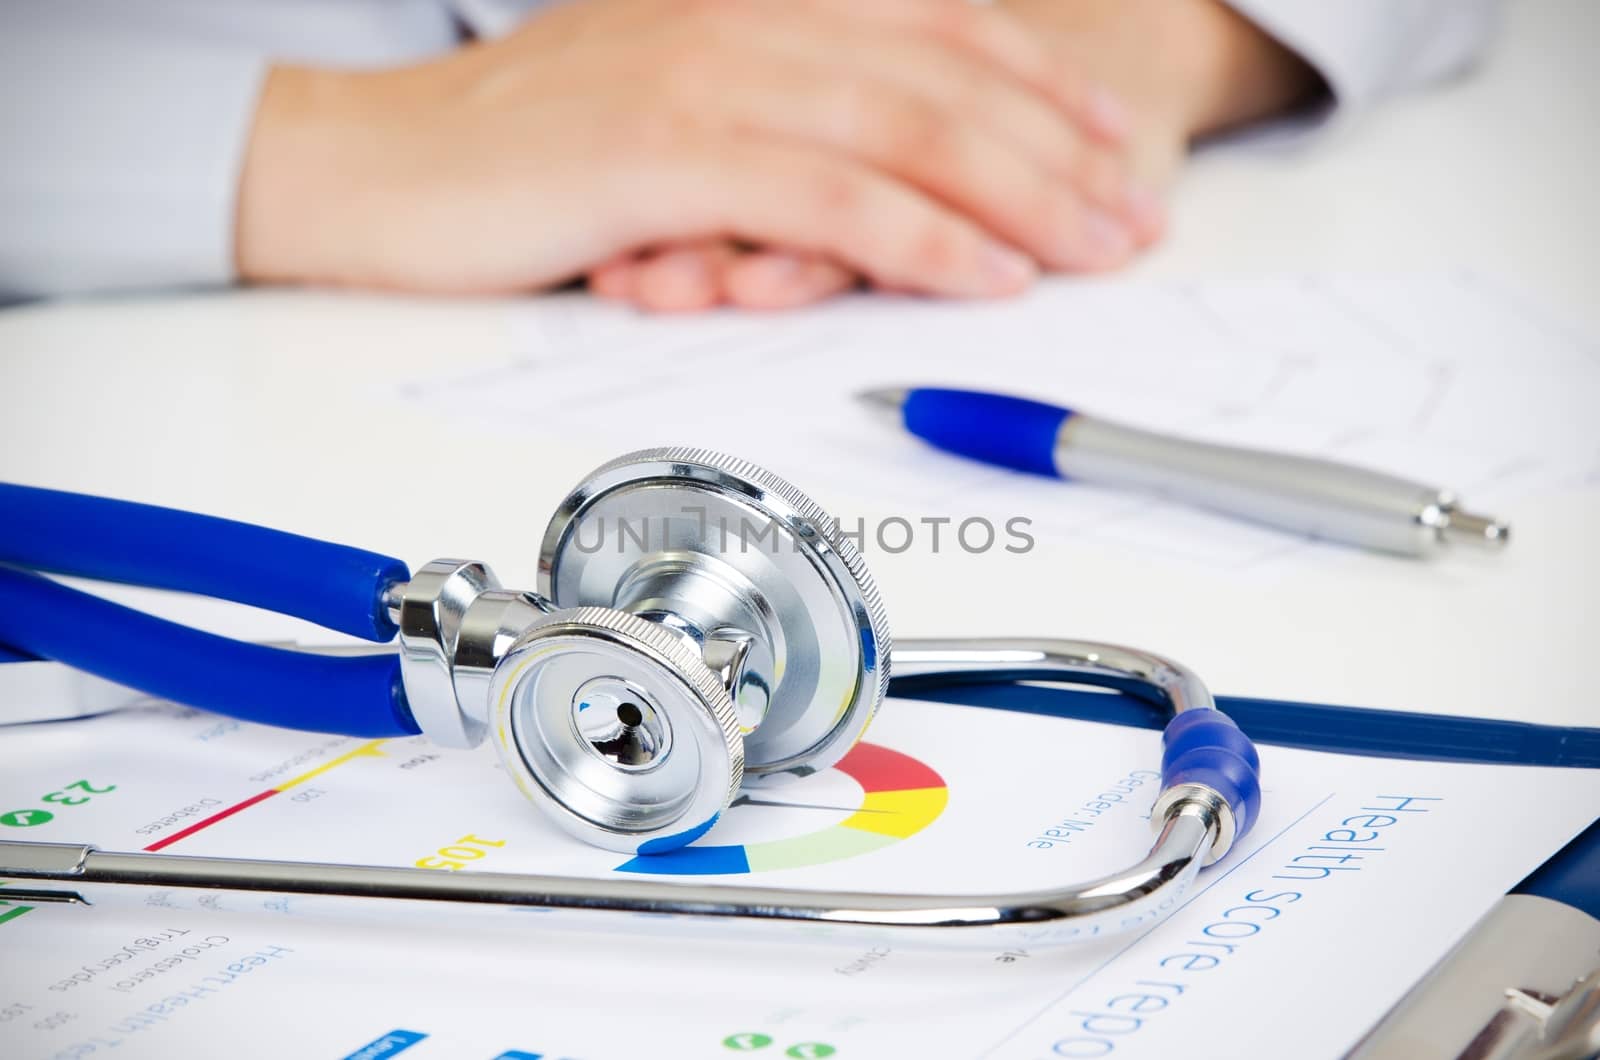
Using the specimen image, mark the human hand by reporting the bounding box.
[1000,0,1323,188]
[236,0,1161,302]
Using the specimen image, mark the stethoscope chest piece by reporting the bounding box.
[490,606,744,852]
[411,448,892,852]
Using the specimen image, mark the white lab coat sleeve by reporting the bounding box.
[1223,0,1502,126]
[0,12,268,300]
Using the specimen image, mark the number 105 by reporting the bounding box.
[415,834,506,870]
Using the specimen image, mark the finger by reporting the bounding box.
[615,136,1038,298]
[716,9,1147,251]
[705,55,1137,272]
[1070,143,1166,249]
[723,251,858,309]
[588,252,643,300]
[1124,187,1168,246]
[740,8,1131,209]
[799,0,1130,145]
[631,243,735,312]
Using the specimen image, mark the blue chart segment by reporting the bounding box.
[615,742,948,875]
[341,1034,559,1059]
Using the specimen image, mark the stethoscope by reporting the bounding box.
[0,448,1260,948]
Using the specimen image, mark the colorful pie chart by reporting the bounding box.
[615,742,948,875]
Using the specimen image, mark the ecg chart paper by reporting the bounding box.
[400,270,1600,570]
[1,699,1596,1059]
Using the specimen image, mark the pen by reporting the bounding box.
[858,386,1510,557]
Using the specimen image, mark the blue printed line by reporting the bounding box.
[978,791,1338,1058]
[341,1029,428,1060]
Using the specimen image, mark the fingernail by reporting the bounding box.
[753,255,801,287]
[664,250,713,284]
[638,250,719,311]
[1082,208,1134,264]
[980,244,1038,293]
[1124,185,1167,235]
[1086,85,1130,141]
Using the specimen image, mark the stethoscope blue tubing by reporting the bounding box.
[0,482,406,643]
[0,481,415,736]
[0,482,1596,769]
[0,564,417,737]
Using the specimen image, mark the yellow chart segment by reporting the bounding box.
[839,787,950,838]
[275,740,388,791]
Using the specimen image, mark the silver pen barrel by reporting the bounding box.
[1055,415,1510,557]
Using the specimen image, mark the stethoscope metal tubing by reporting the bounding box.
[890,637,1215,715]
[0,807,1215,949]
[0,636,1215,727]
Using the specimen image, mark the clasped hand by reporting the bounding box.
[237,0,1177,310]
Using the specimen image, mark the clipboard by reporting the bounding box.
[894,681,1600,1058]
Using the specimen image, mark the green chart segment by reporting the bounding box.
[616,742,948,875]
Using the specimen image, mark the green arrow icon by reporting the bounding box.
[723,1032,774,1051]
[0,809,54,828]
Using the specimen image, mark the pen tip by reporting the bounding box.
[857,387,910,426]
[1442,509,1511,549]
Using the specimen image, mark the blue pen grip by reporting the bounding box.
[0,565,418,736]
[0,482,408,642]
[902,388,1069,478]
[1161,709,1263,841]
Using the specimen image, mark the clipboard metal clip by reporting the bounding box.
[1349,889,1600,1060]
[1469,969,1600,1060]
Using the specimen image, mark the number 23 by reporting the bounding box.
[42,780,117,806]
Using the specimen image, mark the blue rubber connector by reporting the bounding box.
[902,388,1071,478]
[0,565,419,737]
[0,482,408,642]
[1160,709,1262,842]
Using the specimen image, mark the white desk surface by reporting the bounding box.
[1,0,1595,727]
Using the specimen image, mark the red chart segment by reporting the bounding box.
[141,741,388,852]
[836,741,945,793]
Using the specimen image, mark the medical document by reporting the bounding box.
[0,699,1595,1059]
[404,270,1600,571]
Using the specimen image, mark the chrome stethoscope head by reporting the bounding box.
[392,447,892,853]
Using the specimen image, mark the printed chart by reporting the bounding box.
[617,742,947,875]
[1,699,1596,1060]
